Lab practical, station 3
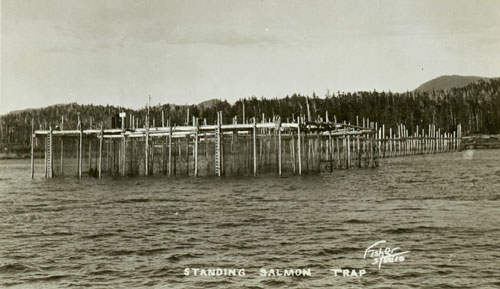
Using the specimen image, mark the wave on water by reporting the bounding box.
[1,151,500,288]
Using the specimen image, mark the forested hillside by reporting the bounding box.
[415,75,489,92]
[1,78,499,154]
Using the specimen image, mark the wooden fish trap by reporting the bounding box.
[30,113,382,178]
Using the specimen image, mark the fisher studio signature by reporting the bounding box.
[363,240,409,269]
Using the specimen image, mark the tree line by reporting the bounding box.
[1,78,499,153]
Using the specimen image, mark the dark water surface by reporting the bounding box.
[1,150,500,288]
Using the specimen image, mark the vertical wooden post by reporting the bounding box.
[177,138,181,175]
[422,128,425,153]
[346,134,351,169]
[415,125,419,154]
[31,119,34,178]
[60,116,64,176]
[316,131,320,172]
[105,139,108,174]
[305,126,309,173]
[259,132,263,171]
[389,128,393,157]
[152,137,157,175]
[278,118,282,176]
[230,129,235,174]
[46,126,53,178]
[215,112,222,177]
[443,132,449,152]
[186,134,189,176]
[168,122,172,176]
[242,100,246,124]
[291,131,296,174]
[341,128,346,169]
[193,117,198,176]
[336,137,340,169]
[433,124,436,153]
[274,118,278,173]
[45,134,48,178]
[253,118,257,176]
[453,131,456,151]
[130,140,135,176]
[329,131,334,171]
[194,132,199,177]
[358,130,362,160]
[370,127,375,167]
[99,125,103,178]
[78,117,82,179]
[162,135,166,175]
[123,136,127,176]
[357,133,362,166]
[436,129,440,153]
[381,124,385,157]
[117,138,121,176]
[297,118,302,175]
[145,116,149,176]
[88,132,92,174]
[407,128,410,155]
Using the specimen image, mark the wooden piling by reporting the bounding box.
[215,112,222,177]
[186,135,190,176]
[242,100,246,124]
[88,135,92,174]
[278,119,282,176]
[99,126,103,178]
[145,116,149,176]
[291,131,296,174]
[47,127,53,178]
[123,136,127,176]
[168,123,172,176]
[28,116,409,178]
[297,118,302,176]
[305,128,309,173]
[44,136,47,178]
[31,119,34,178]
[60,116,64,176]
[253,119,257,176]
[370,130,375,168]
[194,118,198,177]
[336,137,340,169]
[346,134,351,169]
[78,120,82,179]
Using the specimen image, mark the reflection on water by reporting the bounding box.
[463,149,474,160]
[1,150,500,288]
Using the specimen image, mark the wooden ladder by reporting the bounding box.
[46,131,53,178]
[215,111,222,176]
[215,125,221,176]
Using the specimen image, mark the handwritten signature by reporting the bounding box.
[363,240,409,269]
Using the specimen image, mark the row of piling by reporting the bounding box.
[30,113,462,178]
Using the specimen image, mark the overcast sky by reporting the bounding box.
[1,0,500,114]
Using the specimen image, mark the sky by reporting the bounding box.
[1,0,500,114]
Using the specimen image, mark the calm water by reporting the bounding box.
[1,150,500,288]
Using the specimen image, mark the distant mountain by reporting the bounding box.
[197,98,220,108]
[415,75,490,92]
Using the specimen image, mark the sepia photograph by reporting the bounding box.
[1,0,499,288]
